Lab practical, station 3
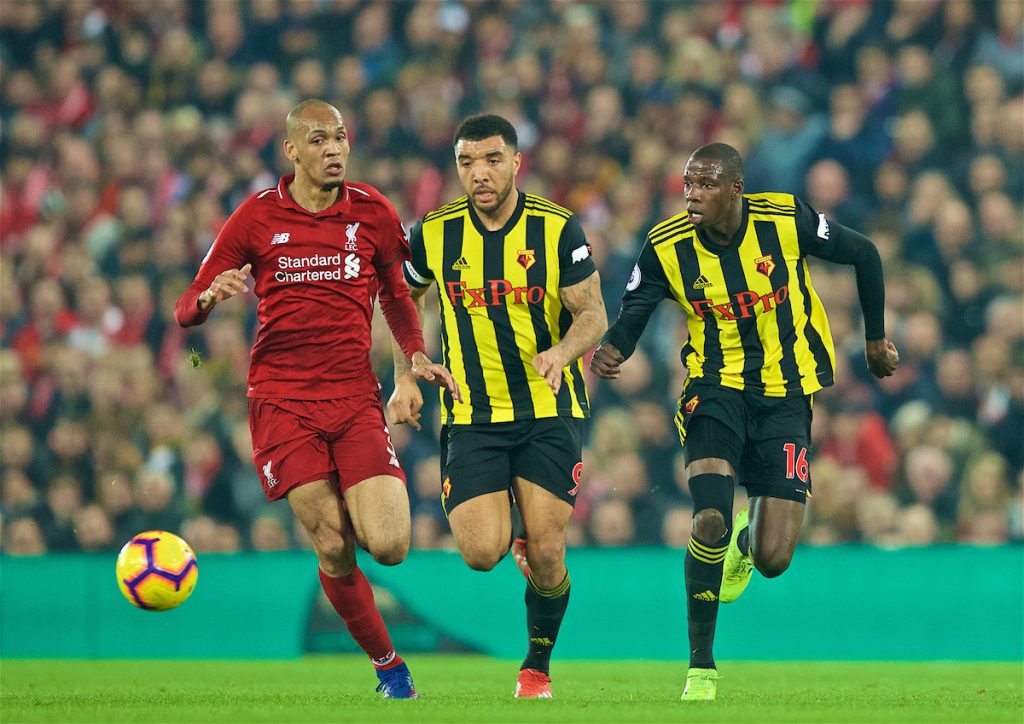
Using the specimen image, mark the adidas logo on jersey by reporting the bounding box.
[452,256,471,270]
[692,589,717,602]
[692,275,712,289]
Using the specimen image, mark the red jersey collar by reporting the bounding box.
[274,174,352,217]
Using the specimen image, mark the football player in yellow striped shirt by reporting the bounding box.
[388,114,607,698]
[592,143,899,701]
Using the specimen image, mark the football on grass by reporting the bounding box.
[115,530,198,611]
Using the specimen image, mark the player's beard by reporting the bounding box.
[472,175,514,215]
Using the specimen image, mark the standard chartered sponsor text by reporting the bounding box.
[276,253,343,283]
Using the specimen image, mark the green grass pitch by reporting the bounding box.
[2,656,1021,723]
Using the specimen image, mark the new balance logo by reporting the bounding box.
[692,275,712,289]
[452,256,471,270]
[692,590,717,602]
[270,232,290,245]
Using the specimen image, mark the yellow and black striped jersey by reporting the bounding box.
[404,192,597,424]
[606,193,839,397]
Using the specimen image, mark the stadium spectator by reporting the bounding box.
[4,516,48,556]
[895,503,941,546]
[661,504,695,549]
[72,503,118,552]
[590,498,636,548]
[249,514,291,552]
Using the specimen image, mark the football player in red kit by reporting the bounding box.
[175,100,460,698]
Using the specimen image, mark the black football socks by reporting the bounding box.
[522,572,571,674]
[685,533,728,669]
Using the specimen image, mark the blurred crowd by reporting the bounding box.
[2,0,1022,556]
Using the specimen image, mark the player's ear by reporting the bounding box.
[513,151,522,175]
[283,139,297,162]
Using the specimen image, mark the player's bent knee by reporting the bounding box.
[310,528,356,575]
[753,549,793,578]
[687,472,734,544]
[317,544,355,577]
[692,508,727,543]
[524,542,564,577]
[369,538,408,567]
[459,545,503,572]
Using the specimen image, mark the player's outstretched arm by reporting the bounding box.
[798,203,895,381]
[591,238,670,378]
[533,272,608,394]
[866,338,900,378]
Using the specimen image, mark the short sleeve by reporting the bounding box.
[403,221,433,288]
[557,214,597,287]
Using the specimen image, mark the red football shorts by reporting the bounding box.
[247,390,406,502]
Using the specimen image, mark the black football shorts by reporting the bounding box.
[675,376,814,503]
[439,416,584,515]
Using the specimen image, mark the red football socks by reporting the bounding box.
[318,567,403,670]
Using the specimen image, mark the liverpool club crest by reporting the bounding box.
[755,254,776,277]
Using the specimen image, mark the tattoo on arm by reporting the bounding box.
[392,284,429,380]
[554,273,608,363]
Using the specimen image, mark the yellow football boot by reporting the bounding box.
[720,508,754,604]
[680,667,718,701]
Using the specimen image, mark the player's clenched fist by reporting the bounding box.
[865,338,900,379]
[198,263,252,311]
[589,342,624,379]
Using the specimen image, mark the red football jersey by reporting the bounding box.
[175,175,425,399]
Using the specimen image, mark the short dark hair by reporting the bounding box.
[453,114,518,150]
[690,143,744,182]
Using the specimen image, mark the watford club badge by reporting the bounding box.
[685,395,700,415]
[516,249,536,270]
[755,254,776,277]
